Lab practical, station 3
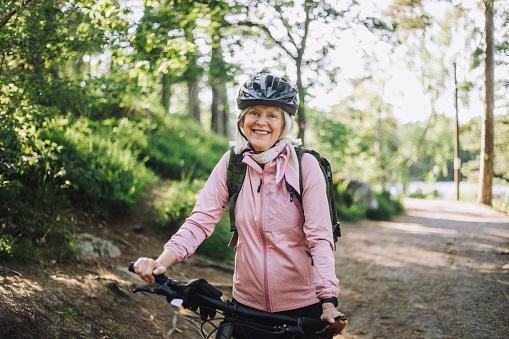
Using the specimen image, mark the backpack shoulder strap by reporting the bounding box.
[290,147,342,246]
[283,146,305,214]
[226,147,247,248]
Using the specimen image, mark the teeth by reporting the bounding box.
[253,130,270,135]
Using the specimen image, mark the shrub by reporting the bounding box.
[196,217,234,262]
[154,180,234,262]
[153,180,203,228]
[366,191,404,220]
[408,189,441,199]
[0,235,15,258]
[0,101,75,259]
[493,194,509,215]
[338,203,368,222]
[144,113,227,180]
[44,117,157,215]
[335,182,368,222]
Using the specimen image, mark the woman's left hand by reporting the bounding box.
[320,302,344,324]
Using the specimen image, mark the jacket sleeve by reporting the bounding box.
[300,153,340,299]
[164,151,230,261]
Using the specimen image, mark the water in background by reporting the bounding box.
[389,181,509,201]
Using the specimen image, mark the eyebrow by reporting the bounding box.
[248,109,281,115]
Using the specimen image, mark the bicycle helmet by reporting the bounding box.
[237,73,299,115]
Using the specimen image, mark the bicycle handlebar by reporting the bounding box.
[127,262,347,337]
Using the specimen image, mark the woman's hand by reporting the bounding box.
[133,249,177,283]
[320,302,344,324]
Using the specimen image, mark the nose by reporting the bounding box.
[255,115,268,126]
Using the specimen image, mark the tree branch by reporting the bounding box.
[0,0,38,29]
[237,20,297,60]
[298,0,312,60]
[275,10,299,51]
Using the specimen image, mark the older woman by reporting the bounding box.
[134,73,342,338]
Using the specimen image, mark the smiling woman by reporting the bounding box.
[240,105,285,152]
[133,72,343,339]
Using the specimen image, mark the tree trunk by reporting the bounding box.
[187,78,200,122]
[210,42,229,136]
[219,78,230,137]
[296,62,306,144]
[478,0,494,205]
[377,108,386,191]
[161,73,171,113]
[211,84,220,132]
[453,62,461,201]
[210,82,229,136]
[184,27,200,123]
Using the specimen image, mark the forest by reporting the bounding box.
[1,0,508,261]
[1,1,509,339]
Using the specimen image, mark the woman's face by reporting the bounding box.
[241,105,285,152]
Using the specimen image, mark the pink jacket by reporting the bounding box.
[164,149,339,312]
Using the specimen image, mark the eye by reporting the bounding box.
[269,113,279,120]
[248,111,259,118]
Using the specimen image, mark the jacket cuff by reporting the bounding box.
[163,242,187,262]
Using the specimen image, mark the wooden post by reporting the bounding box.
[478,0,494,205]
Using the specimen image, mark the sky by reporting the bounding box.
[124,0,506,124]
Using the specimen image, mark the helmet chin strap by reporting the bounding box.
[237,120,248,142]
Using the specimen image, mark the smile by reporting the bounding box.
[253,129,270,135]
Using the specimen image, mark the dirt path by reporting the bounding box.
[337,198,509,339]
[1,198,508,338]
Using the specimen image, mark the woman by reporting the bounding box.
[134,73,343,338]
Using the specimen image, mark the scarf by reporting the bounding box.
[243,138,301,193]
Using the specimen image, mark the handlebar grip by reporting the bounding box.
[316,316,348,337]
[128,262,168,285]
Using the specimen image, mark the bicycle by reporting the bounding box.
[128,263,347,339]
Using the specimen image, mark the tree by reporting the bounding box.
[232,0,358,144]
[134,1,201,116]
[323,77,399,188]
[478,0,495,205]
[210,40,231,136]
[207,1,238,136]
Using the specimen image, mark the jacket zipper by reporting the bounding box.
[258,169,272,311]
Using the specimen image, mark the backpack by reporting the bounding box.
[226,146,341,249]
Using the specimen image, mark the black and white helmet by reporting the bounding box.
[237,73,299,115]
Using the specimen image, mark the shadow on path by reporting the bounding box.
[337,198,509,339]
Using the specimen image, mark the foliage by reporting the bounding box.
[0,0,131,113]
[153,179,234,262]
[0,235,16,258]
[335,181,403,222]
[320,79,401,190]
[0,93,74,259]
[44,117,157,214]
[133,1,197,80]
[408,189,441,199]
[366,191,404,221]
[337,202,368,223]
[154,180,203,228]
[196,217,234,262]
[144,113,227,180]
[460,114,509,185]
[493,195,509,215]
[310,112,350,171]
[398,114,454,182]
[334,182,367,222]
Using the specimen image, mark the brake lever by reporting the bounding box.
[133,286,156,294]
[132,282,177,296]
